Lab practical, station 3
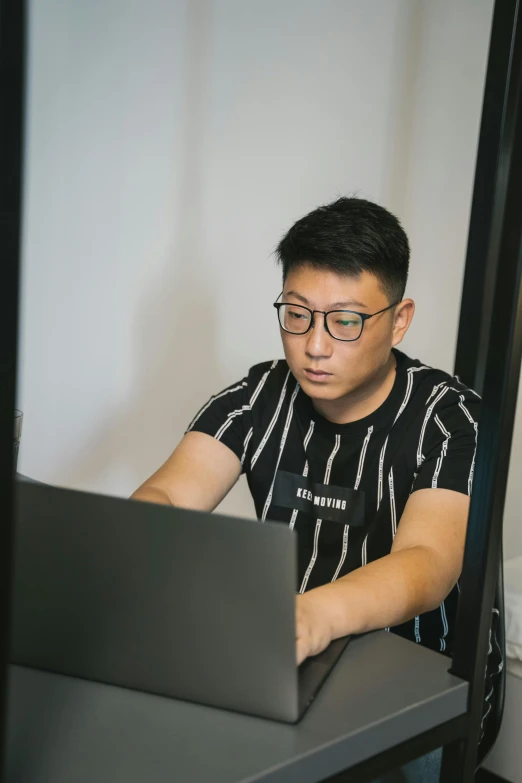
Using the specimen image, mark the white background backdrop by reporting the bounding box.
[17,0,521,557]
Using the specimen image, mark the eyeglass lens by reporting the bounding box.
[278,304,363,341]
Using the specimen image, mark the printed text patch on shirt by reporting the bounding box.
[272,470,365,525]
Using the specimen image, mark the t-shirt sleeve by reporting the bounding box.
[185,378,252,469]
[412,389,480,496]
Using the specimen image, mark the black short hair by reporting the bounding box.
[275,196,410,302]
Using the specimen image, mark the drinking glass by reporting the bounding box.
[14,409,23,472]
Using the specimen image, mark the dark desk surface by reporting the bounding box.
[6,631,468,783]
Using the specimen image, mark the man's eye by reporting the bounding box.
[289,311,306,319]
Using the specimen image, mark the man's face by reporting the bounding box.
[280,265,412,402]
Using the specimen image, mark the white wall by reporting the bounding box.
[18,0,496,523]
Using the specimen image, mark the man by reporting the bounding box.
[132,197,496,779]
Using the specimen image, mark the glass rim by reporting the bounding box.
[275,302,364,341]
[14,410,23,441]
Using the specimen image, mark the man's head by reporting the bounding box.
[274,197,414,405]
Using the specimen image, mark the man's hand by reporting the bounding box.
[296,590,334,665]
[295,489,469,666]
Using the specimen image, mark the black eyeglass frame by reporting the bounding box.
[273,297,400,342]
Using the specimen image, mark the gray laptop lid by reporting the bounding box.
[11,483,299,722]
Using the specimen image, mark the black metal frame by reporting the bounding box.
[0,0,27,776]
[451,1,520,771]
[441,0,522,779]
[454,1,521,396]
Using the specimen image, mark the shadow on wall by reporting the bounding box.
[56,259,221,496]
[53,0,222,497]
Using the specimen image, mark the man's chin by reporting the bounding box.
[300,378,344,401]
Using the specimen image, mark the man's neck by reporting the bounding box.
[312,352,398,425]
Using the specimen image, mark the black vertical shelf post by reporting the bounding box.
[443,0,522,779]
[0,0,27,775]
[454,0,520,396]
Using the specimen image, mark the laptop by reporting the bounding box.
[11,481,350,723]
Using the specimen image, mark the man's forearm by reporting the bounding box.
[305,545,456,640]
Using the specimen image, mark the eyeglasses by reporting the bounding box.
[273,297,400,342]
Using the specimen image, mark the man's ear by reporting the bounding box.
[392,299,415,347]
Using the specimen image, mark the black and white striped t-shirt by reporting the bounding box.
[188,349,479,656]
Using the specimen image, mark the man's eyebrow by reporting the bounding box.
[284,290,368,309]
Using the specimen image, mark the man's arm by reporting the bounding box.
[296,488,469,664]
[131,431,242,512]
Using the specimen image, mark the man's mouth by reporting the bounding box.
[303,368,332,382]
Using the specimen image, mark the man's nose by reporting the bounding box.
[305,314,333,358]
